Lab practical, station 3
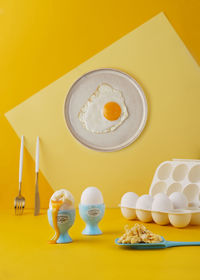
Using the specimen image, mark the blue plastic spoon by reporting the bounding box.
[115,237,200,249]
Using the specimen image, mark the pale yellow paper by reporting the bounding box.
[5,13,200,207]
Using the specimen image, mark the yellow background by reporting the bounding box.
[5,12,200,208]
[1,0,200,209]
[1,2,200,280]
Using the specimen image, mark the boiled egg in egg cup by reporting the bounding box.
[136,194,153,222]
[79,187,105,235]
[152,193,173,225]
[120,192,139,220]
[48,189,75,244]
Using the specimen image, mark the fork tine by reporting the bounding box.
[15,136,25,216]
[22,201,25,214]
[17,201,19,216]
[18,201,21,216]
[18,201,21,215]
[20,201,23,215]
[21,199,24,215]
[14,197,25,215]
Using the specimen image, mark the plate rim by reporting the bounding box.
[64,68,148,152]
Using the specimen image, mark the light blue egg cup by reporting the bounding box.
[79,204,105,235]
[48,209,75,243]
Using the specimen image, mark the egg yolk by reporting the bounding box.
[103,102,121,121]
[48,200,63,244]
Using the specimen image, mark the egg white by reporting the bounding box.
[78,83,128,134]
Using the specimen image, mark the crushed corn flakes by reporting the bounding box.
[118,223,162,244]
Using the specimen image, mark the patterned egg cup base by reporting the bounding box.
[82,225,102,235]
[79,204,105,236]
[48,209,76,244]
[56,232,72,244]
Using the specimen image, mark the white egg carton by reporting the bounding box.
[149,159,200,204]
[120,159,200,227]
[148,158,200,227]
[120,204,200,228]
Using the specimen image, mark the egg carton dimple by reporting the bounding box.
[149,159,200,204]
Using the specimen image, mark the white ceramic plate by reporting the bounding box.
[64,68,148,152]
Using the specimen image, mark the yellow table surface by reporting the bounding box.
[1,209,200,280]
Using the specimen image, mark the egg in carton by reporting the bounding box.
[119,193,154,223]
[120,191,200,228]
[149,159,200,227]
[120,159,200,228]
[120,192,138,220]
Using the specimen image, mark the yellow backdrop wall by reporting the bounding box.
[0,0,200,209]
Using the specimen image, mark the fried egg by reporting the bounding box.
[78,83,128,133]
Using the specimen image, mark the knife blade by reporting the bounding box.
[34,172,40,216]
[34,137,40,216]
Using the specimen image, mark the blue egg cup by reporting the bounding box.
[48,209,75,243]
[79,204,105,235]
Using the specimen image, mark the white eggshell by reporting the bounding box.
[169,192,188,209]
[80,186,104,205]
[152,193,173,212]
[120,192,139,209]
[49,189,75,210]
[152,193,173,225]
[121,207,137,220]
[168,211,191,228]
[152,212,170,225]
[136,194,153,211]
[136,209,152,222]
